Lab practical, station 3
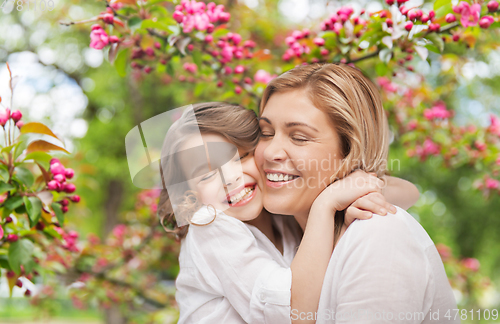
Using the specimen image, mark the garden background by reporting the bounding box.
[0,0,500,322]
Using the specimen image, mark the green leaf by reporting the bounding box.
[0,255,11,270]
[425,43,441,54]
[141,19,171,32]
[433,0,449,11]
[43,226,63,240]
[14,167,34,188]
[375,62,388,76]
[115,48,130,78]
[212,28,228,38]
[1,142,20,154]
[0,181,14,194]
[23,151,52,170]
[24,196,42,228]
[145,0,171,6]
[192,50,202,71]
[426,33,445,53]
[0,164,9,181]
[166,60,175,76]
[435,3,452,18]
[4,196,24,211]
[51,203,64,226]
[8,238,34,275]
[128,17,143,31]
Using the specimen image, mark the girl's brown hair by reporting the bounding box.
[259,62,390,245]
[157,102,260,239]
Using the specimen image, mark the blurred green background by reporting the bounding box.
[0,0,499,322]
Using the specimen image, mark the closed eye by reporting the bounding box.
[200,170,218,182]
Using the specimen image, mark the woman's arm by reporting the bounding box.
[381,175,420,210]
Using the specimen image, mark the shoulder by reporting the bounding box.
[186,207,254,241]
[340,206,434,251]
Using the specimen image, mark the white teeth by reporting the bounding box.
[228,186,254,205]
[266,173,297,182]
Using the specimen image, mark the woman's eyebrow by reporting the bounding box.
[285,122,319,133]
[257,117,272,124]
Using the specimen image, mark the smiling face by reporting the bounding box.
[255,88,343,219]
[180,133,264,222]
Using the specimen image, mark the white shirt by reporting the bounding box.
[313,206,459,324]
[175,207,301,324]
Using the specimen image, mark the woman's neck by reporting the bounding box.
[294,211,309,232]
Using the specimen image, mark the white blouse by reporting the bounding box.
[314,206,459,323]
[175,207,301,324]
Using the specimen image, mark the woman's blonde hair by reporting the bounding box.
[157,102,260,239]
[260,63,390,244]
[260,62,389,181]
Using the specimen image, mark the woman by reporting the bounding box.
[255,62,458,323]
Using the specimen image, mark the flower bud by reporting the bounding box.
[53,174,66,183]
[11,110,22,122]
[445,13,456,23]
[47,180,59,191]
[7,233,19,242]
[62,206,69,213]
[70,195,81,203]
[65,168,75,179]
[102,13,114,24]
[488,0,499,12]
[109,36,120,43]
[234,86,242,94]
[50,163,65,175]
[479,16,495,29]
[313,37,325,46]
[5,216,12,223]
[64,183,76,193]
[405,21,413,31]
[173,11,184,23]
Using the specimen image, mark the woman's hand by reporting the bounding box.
[312,170,385,213]
[344,192,397,226]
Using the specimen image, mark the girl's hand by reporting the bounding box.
[344,192,397,226]
[313,170,384,213]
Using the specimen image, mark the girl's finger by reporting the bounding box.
[345,205,373,226]
[352,196,388,216]
[364,192,397,214]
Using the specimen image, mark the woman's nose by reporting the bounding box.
[263,135,287,163]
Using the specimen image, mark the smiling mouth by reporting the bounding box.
[265,172,300,183]
[226,184,256,206]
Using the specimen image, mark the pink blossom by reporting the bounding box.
[183,63,197,73]
[112,224,127,239]
[474,140,486,151]
[0,225,3,240]
[436,243,451,261]
[423,102,451,120]
[0,109,9,126]
[462,257,480,271]
[423,139,440,155]
[407,120,418,130]
[485,178,500,189]
[313,37,325,46]
[489,114,500,136]
[457,2,481,27]
[254,70,277,84]
[90,28,109,50]
[234,65,245,74]
[173,11,185,23]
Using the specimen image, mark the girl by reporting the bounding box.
[157,102,418,324]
